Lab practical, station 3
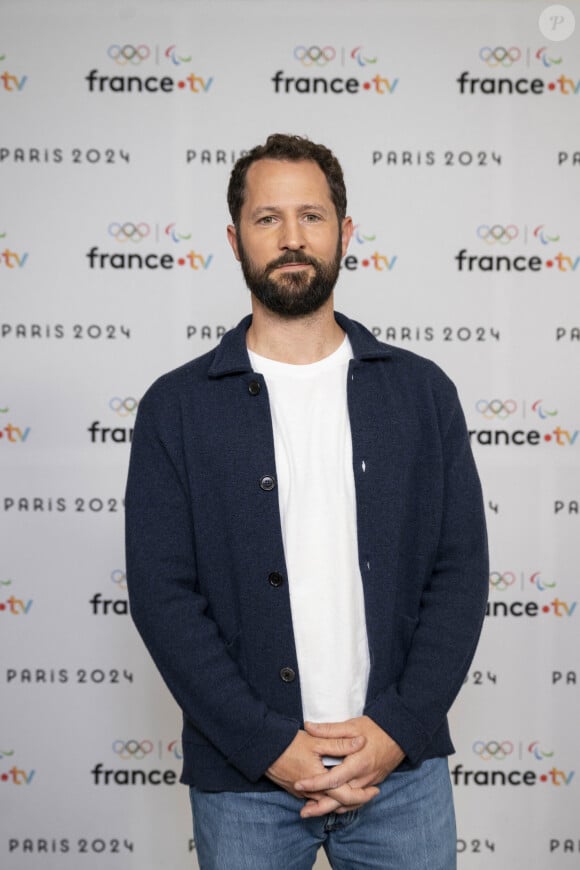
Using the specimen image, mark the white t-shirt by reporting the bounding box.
[248,337,370,741]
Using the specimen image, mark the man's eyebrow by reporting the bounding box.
[250,203,330,218]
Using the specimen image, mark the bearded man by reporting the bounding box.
[125,134,488,870]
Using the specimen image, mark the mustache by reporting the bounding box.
[266,251,317,273]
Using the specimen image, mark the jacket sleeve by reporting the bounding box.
[365,391,489,764]
[124,388,299,782]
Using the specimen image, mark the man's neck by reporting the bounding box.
[246,298,345,365]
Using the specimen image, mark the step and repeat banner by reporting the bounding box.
[1,0,579,867]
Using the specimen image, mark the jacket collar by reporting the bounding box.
[208,311,392,378]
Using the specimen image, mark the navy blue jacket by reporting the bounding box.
[125,312,488,791]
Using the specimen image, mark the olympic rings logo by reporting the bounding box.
[477,225,519,245]
[479,46,521,68]
[109,397,139,417]
[107,44,150,65]
[111,569,127,590]
[112,739,153,760]
[294,45,336,66]
[475,399,518,420]
[473,740,514,761]
[108,222,150,243]
[489,571,516,591]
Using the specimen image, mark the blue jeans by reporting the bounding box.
[189,757,456,869]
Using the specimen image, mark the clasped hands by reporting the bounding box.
[266,716,405,818]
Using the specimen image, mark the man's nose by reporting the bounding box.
[278,218,306,250]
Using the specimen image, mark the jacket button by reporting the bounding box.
[259,475,276,492]
[248,380,261,396]
[280,667,295,683]
[268,572,284,587]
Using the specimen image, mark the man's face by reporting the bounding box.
[227,159,353,317]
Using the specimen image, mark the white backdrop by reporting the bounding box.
[1,1,579,868]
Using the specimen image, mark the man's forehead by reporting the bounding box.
[244,158,331,197]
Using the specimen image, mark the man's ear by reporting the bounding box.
[341,217,354,257]
[227,224,240,261]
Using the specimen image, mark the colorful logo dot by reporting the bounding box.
[363,82,371,90]
[540,774,548,782]
[362,259,369,267]
[178,81,185,89]
[548,82,556,91]
[543,605,550,613]
[178,258,185,266]
[544,434,552,442]
[546,260,553,268]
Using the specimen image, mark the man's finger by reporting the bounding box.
[300,785,378,818]
[305,720,360,739]
[335,803,364,814]
[300,796,342,818]
[328,785,379,806]
[295,756,362,792]
[313,734,365,759]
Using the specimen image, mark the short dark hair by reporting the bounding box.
[227,134,347,228]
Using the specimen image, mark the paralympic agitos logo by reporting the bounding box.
[85,44,213,94]
[457,46,580,96]
[272,44,398,95]
[468,398,580,448]
[86,222,213,272]
[455,223,579,274]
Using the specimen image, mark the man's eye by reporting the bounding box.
[304,214,321,222]
[258,216,276,225]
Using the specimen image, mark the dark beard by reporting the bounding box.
[237,234,342,317]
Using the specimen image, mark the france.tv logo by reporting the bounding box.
[342,224,397,273]
[85,44,213,94]
[88,398,138,444]
[0,579,33,616]
[0,748,35,785]
[0,53,28,92]
[272,43,398,95]
[0,407,31,444]
[456,223,579,273]
[0,232,29,269]
[86,222,213,271]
